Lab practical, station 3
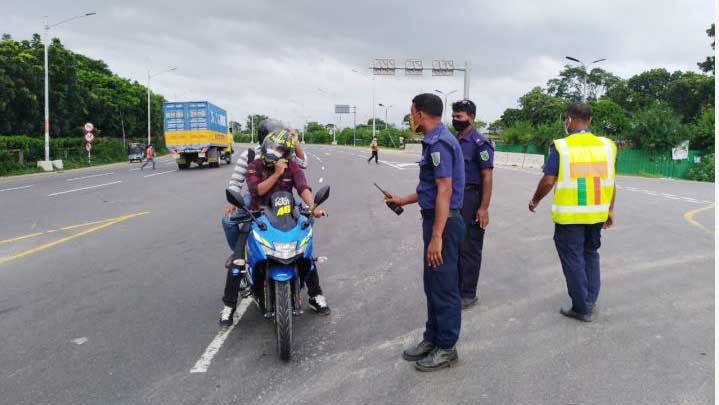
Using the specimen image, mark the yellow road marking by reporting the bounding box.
[0,211,149,265]
[0,215,139,245]
[683,204,714,234]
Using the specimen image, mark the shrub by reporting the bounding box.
[686,153,714,182]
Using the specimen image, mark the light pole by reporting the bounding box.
[147,66,177,145]
[378,103,392,129]
[352,68,376,138]
[434,89,457,123]
[565,56,606,102]
[41,12,96,169]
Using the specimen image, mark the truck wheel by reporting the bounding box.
[178,162,190,170]
[274,280,292,361]
[209,161,220,168]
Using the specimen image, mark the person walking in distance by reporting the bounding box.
[140,145,155,170]
[528,102,617,322]
[368,137,379,164]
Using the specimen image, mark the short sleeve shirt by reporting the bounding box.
[544,144,560,176]
[459,128,494,185]
[416,123,465,210]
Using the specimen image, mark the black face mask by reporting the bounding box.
[452,119,471,133]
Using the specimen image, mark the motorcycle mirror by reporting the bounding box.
[313,185,330,206]
[225,188,245,208]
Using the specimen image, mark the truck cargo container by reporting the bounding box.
[163,101,233,169]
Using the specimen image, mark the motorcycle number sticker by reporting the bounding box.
[276,205,291,216]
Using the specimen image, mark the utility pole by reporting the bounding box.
[147,66,177,145]
[565,56,606,101]
[352,105,357,146]
[40,12,96,170]
[434,90,457,123]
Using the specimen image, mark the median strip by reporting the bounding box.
[47,181,122,197]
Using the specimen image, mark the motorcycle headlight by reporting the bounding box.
[271,241,297,260]
[252,230,273,249]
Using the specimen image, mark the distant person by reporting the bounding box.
[451,99,494,310]
[528,102,617,322]
[140,145,155,170]
[367,138,379,164]
[384,93,465,372]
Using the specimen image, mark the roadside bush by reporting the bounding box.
[685,153,715,182]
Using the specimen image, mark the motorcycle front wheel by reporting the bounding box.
[274,280,292,361]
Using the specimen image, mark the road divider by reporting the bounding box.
[143,169,177,178]
[66,172,114,182]
[190,298,252,373]
[0,211,150,265]
[47,180,123,197]
[0,184,33,192]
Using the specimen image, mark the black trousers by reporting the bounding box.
[368,150,378,163]
[554,223,603,315]
[458,186,486,299]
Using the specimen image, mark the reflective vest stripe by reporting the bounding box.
[551,204,611,213]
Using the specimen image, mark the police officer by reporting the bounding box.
[528,102,616,322]
[385,93,465,371]
[451,99,494,309]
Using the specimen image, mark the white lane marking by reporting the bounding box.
[321,166,325,171]
[66,172,114,182]
[190,299,251,373]
[129,168,142,171]
[324,152,331,156]
[72,337,88,345]
[143,169,177,178]
[319,177,324,183]
[48,181,123,197]
[0,185,33,192]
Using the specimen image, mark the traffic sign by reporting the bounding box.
[84,122,94,133]
[85,142,92,152]
[334,104,351,114]
[84,133,95,142]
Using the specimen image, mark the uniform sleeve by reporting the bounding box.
[429,142,454,179]
[477,141,494,170]
[544,144,559,176]
[293,154,308,169]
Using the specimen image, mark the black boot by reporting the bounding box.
[415,347,458,371]
[402,340,435,361]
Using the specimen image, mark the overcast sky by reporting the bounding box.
[2,0,714,129]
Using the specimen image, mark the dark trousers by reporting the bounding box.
[221,216,322,307]
[554,223,603,315]
[458,187,485,299]
[422,215,465,349]
[368,150,378,163]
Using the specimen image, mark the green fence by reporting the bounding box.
[495,143,705,179]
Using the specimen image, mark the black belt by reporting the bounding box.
[421,209,461,219]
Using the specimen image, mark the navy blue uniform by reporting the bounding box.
[457,128,494,300]
[417,123,466,349]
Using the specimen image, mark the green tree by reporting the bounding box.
[547,66,620,101]
[367,118,387,129]
[665,71,714,122]
[245,114,269,134]
[499,120,533,145]
[628,102,687,150]
[517,87,565,127]
[698,24,715,75]
[689,106,715,152]
[589,99,627,136]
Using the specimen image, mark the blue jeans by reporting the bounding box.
[140,158,155,170]
[554,223,603,315]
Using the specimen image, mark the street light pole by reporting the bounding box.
[41,12,96,169]
[565,56,606,102]
[146,66,177,145]
[378,103,392,129]
[433,89,457,123]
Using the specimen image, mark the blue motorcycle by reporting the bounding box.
[225,186,330,361]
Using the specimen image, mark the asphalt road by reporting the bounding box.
[0,145,714,405]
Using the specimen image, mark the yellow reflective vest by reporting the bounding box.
[551,132,616,224]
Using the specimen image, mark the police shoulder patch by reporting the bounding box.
[480,150,490,161]
[431,152,441,166]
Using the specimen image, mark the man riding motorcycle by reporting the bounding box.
[220,122,330,326]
